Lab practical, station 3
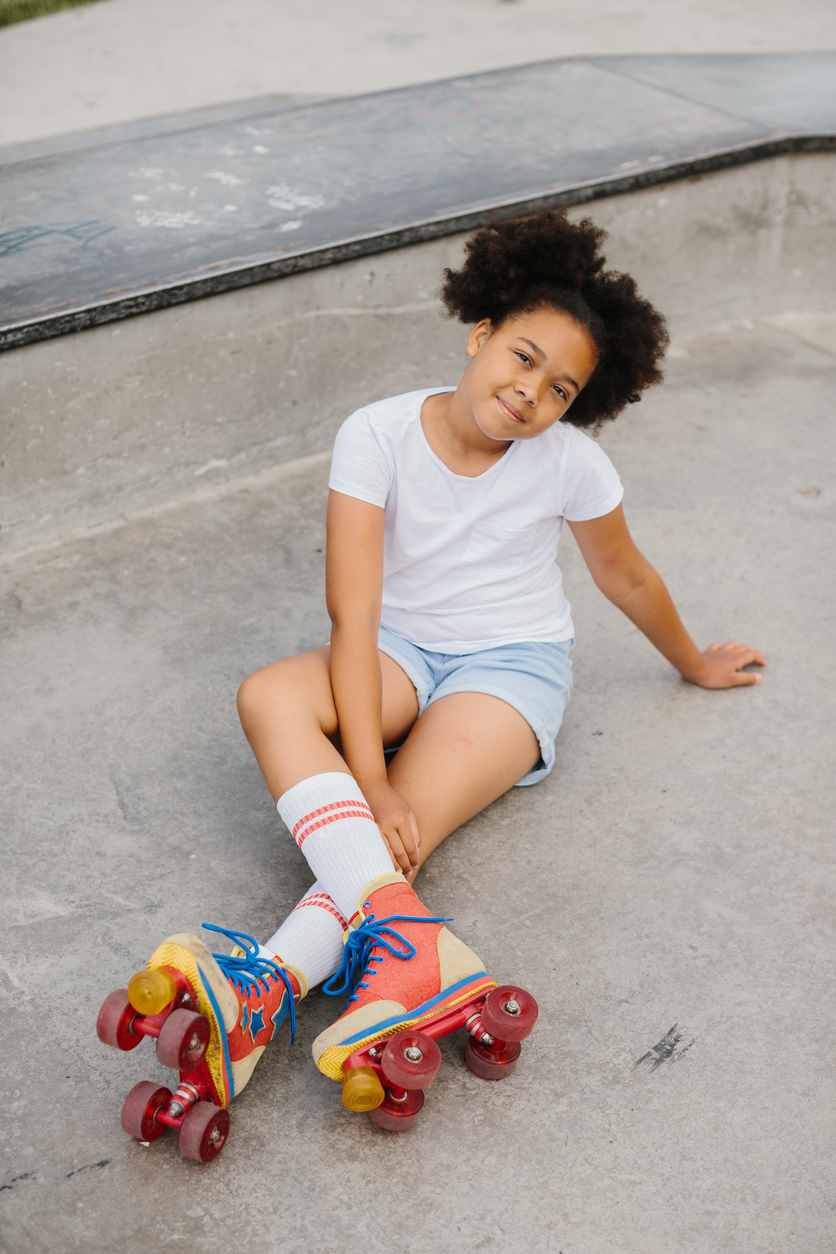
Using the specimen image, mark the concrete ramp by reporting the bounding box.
[2,52,834,347]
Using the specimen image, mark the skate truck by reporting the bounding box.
[336,982,539,1130]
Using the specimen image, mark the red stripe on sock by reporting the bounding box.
[293,806,376,849]
[293,894,348,929]
[291,799,373,843]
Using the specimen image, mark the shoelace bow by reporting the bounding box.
[202,922,297,1044]
[322,910,449,1005]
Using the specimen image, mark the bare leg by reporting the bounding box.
[238,653,540,881]
[386,692,541,883]
[236,646,419,801]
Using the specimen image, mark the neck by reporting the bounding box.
[422,376,511,474]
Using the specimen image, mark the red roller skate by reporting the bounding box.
[313,873,538,1131]
[96,925,304,1162]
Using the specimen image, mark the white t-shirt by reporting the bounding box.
[328,387,623,653]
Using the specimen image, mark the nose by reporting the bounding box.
[514,380,537,408]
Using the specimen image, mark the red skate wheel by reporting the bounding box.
[464,1037,522,1080]
[156,1008,211,1070]
[367,1087,424,1132]
[380,1031,441,1090]
[121,1081,171,1141]
[480,986,539,1043]
[178,1102,230,1163]
[97,990,143,1052]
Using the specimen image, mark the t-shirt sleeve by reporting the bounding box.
[328,410,393,508]
[560,430,624,521]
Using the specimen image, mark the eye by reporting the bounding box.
[514,351,532,366]
[552,384,568,401]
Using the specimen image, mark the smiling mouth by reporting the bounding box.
[498,397,525,423]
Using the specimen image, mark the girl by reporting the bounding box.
[107,211,764,1142]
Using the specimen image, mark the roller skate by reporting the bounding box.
[313,873,539,1131]
[96,924,305,1162]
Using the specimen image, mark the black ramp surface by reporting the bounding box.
[1,53,834,348]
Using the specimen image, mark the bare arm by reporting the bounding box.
[568,504,765,688]
[326,490,420,872]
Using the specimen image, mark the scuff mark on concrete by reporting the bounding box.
[65,1160,110,1179]
[0,1171,34,1192]
[110,767,130,826]
[635,1024,695,1071]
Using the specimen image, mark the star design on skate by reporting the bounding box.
[240,1004,250,1036]
[248,1005,265,1042]
[270,999,287,1041]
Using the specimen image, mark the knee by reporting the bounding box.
[237,656,321,732]
[236,667,279,730]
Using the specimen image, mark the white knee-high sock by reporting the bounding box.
[276,772,395,922]
[261,882,346,991]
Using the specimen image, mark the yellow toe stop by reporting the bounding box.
[128,967,177,1016]
[341,1066,384,1112]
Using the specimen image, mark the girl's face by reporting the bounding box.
[464,307,598,443]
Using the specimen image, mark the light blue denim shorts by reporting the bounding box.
[378,625,573,787]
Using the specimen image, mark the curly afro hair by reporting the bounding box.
[440,209,669,429]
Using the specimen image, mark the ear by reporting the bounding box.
[466,319,493,360]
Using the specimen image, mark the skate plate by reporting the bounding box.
[340,983,539,1131]
[97,967,229,1163]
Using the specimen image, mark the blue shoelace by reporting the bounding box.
[202,923,297,1044]
[322,909,448,1006]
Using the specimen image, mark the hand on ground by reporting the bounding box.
[691,642,766,688]
[361,779,421,875]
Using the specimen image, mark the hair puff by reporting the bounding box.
[440,209,669,428]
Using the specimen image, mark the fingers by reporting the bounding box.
[408,809,421,851]
[705,642,767,670]
[729,669,762,686]
[381,819,420,874]
[696,640,768,689]
[733,646,766,669]
[391,808,420,870]
[400,814,420,869]
[367,783,422,874]
[383,831,411,875]
[707,641,766,660]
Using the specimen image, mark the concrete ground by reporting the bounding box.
[2,311,835,1253]
[1,0,836,148]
